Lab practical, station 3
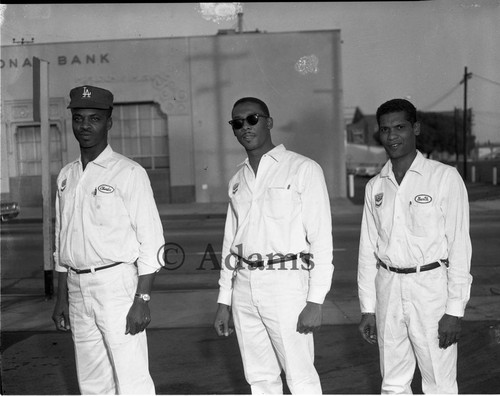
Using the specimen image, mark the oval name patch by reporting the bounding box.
[98,184,115,194]
[414,194,432,204]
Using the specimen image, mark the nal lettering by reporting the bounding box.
[0,54,111,69]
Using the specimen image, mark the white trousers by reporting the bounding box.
[67,263,155,395]
[375,265,458,394]
[231,264,322,395]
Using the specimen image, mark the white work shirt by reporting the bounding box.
[54,145,165,276]
[358,151,472,317]
[217,144,334,306]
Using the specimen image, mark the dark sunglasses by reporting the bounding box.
[228,113,268,130]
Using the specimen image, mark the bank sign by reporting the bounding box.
[0,53,110,69]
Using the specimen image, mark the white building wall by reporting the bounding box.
[1,30,345,204]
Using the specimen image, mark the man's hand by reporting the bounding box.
[125,299,151,335]
[52,272,70,332]
[438,314,462,349]
[214,303,234,337]
[358,313,377,344]
[52,298,71,332]
[297,302,322,334]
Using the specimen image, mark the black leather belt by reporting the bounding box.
[238,253,310,268]
[378,259,448,274]
[69,262,123,274]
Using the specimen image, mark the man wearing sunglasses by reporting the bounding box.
[214,97,334,394]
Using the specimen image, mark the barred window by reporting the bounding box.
[110,103,169,170]
[16,125,63,176]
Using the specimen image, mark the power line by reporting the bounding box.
[423,72,500,112]
[472,73,500,88]
[421,82,462,110]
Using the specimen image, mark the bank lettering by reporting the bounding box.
[0,53,110,69]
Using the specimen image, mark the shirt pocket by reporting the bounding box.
[93,191,120,226]
[408,203,439,237]
[263,187,297,220]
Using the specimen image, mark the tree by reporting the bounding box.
[417,110,475,158]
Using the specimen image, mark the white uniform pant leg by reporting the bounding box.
[68,271,116,395]
[262,266,321,395]
[233,265,322,395]
[68,264,156,395]
[407,266,458,394]
[232,267,283,394]
[375,268,416,394]
[68,269,116,395]
[376,266,458,394]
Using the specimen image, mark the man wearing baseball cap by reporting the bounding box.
[52,85,165,394]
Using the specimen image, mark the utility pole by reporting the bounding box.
[33,57,54,298]
[461,66,472,181]
[454,107,459,163]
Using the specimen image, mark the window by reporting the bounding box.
[110,103,169,170]
[16,125,63,176]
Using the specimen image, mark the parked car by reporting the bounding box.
[348,162,383,177]
[1,201,20,221]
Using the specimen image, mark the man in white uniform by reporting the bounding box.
[52,85,165,394]
[357,98,472,394]
[214,97,334,394]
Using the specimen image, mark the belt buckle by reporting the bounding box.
[248,260,264,268]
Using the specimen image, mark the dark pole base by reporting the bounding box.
[44,270,54,299]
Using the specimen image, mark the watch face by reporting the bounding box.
[136,293,151,301]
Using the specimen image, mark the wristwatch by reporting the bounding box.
[135,293,151,302]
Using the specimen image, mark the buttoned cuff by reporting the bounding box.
[54,260,68,273]
[217,290,232,306]
[445,300,466,318]
[306,288,328,305]
[137,262,162,276]
[359,300,376,314]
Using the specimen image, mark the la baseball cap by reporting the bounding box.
[67,85,113,109]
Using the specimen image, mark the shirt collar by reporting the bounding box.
[380,150,425,178]
[237,144,287,167]
[74,144,114,169]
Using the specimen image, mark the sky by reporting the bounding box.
[1,1,500,143]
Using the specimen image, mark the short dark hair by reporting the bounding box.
[376,98,417,125]
[232,97,270,117]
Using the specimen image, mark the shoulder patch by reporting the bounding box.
[232,183,239,194]
[375,193,383,207]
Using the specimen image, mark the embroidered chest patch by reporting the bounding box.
[97,184,115,194]
[375,193,383,207]
[414,194,432,204]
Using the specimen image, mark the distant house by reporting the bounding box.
[345,107,386,176]
[346,107,379,146]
